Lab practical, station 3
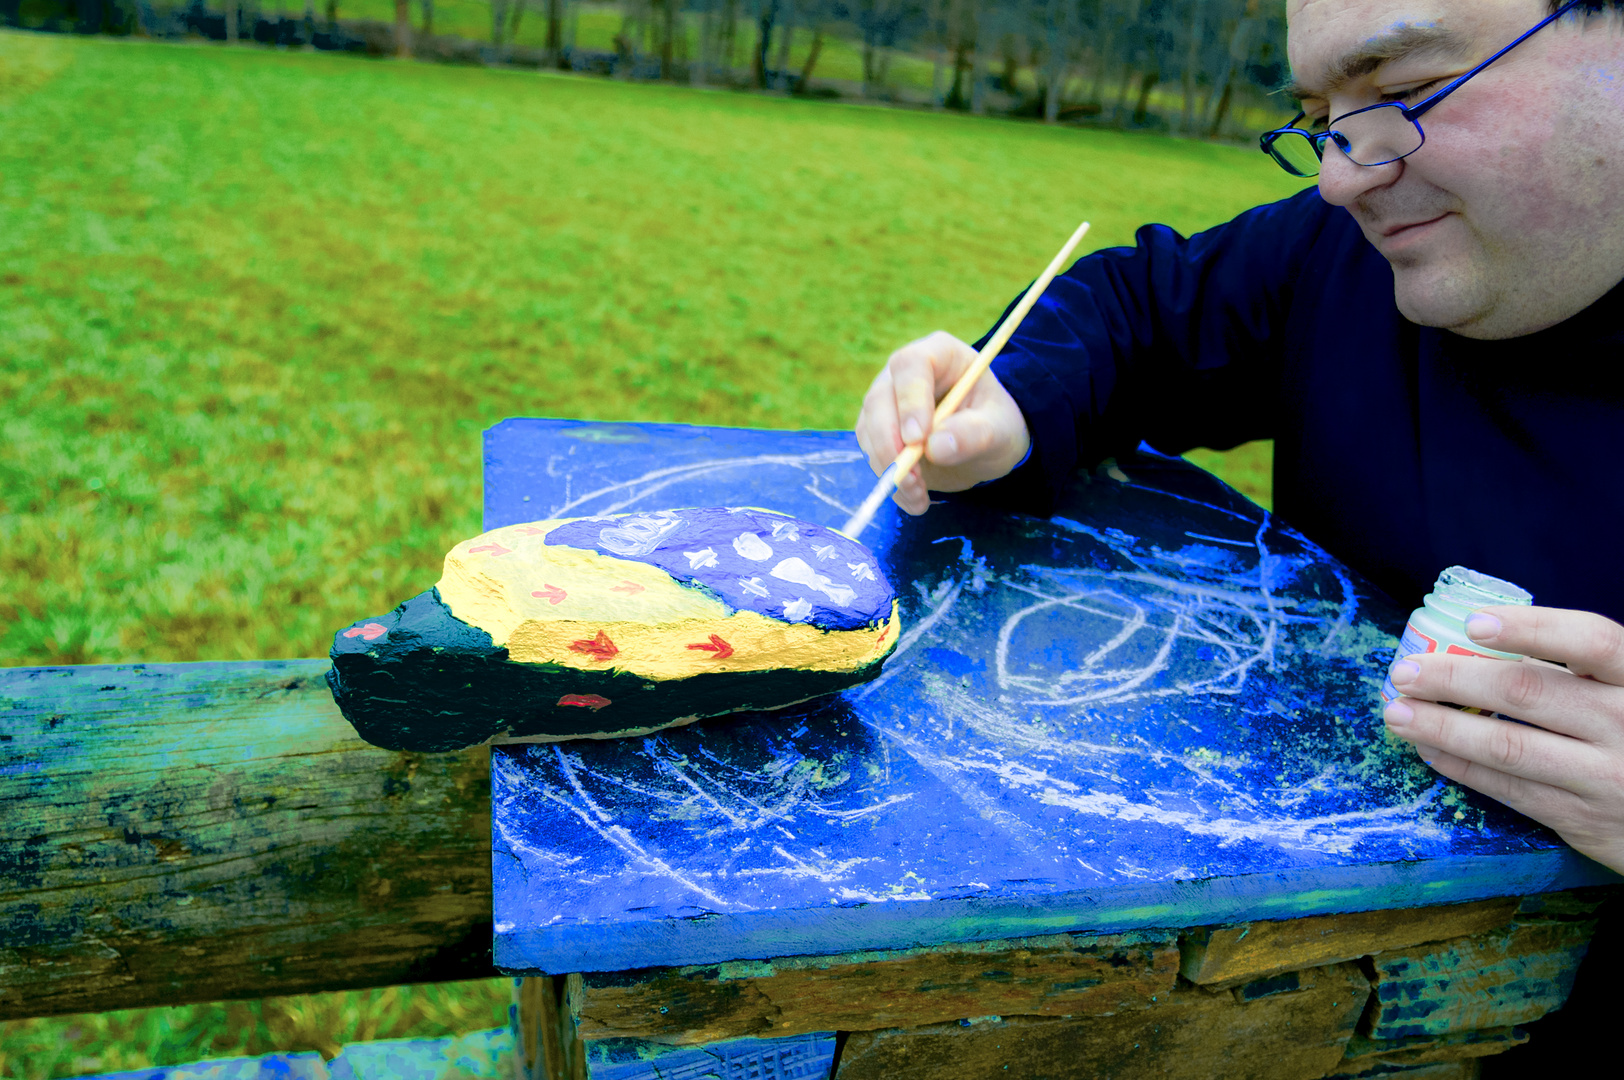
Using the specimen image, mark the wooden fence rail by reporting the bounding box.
[0,661,495,1022]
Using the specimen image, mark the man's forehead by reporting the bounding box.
[1285,0,1496,100]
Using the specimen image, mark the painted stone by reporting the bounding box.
[327,508,900,752]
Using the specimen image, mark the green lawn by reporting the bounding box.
[0,979,513,1078]
[0,27,1294,1073]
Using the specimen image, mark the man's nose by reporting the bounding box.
[1316,142,1403,207]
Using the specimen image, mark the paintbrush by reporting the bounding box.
[841,220,1092,540]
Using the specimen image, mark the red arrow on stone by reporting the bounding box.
[513,526,546,535]
[468,543,513,557]
[570,630,619,663]
[686,634,734,660]
[342,622,388,641]
[611,581,645,595]
[532,585,567,604]
[557,693,611,711]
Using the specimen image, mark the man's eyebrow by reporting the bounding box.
[1282,24,1474,101]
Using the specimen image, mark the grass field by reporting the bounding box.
[0,27,1296,1074]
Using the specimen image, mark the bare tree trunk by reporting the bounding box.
[613,0,639,75]
[509,0,525,44]
[772,0,794,88]
[720,0,739,82]
[226,0,238,43]
[660,0,676,77]
[793,24,823,92]
[544,0,561,58]
[418,0,432,37]
[302,0,314,44]
[1131,68,1157,124]
[1180,0,1207,134]
[394,0,411,55]
[928,0,945,107]
[694,0,711,84]
[324,0,337,32]
[752,0,776,88]
[1205,0,1258,135]
[970,1,989,113]
[1043,0,1066,122]
[491,0,509,49]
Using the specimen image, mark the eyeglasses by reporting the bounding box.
[1260,0,1586,177]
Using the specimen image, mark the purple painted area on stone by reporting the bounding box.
[546,507,892,631]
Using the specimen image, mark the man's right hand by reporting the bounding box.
[853,330,1032,516]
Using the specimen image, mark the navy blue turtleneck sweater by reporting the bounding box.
[980,184,1623,621]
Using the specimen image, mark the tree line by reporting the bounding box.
[3,0,1294,137]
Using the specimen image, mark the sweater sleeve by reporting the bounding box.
[966,184,1344,513]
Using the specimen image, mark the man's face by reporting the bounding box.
[1286,0,1624,339]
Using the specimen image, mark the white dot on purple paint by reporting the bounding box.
[733,533,773,561]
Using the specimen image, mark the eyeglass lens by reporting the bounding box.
[1331,106,1424,166]
[1269,132,1321,176]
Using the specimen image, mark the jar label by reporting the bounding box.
[1381,621,1438,701]
[1381,625,1505,700]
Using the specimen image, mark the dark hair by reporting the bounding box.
[1552,1,1624,13]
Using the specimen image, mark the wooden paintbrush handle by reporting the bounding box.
[841,220,1092,539]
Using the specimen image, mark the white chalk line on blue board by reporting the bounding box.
[545,451,865,518]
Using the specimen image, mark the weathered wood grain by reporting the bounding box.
[566,931,1179,1046]
[833,961,1371,1080]
[0,661,496,1021]
[522,974,587,1080]
[1330,1064,1480,1080]
[1177,898,1520,989]
[1365,917,1596,1039]
[1336,1027,1528,1070]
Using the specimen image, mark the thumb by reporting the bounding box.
[925,411,999,467]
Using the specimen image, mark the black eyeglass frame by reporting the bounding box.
[1259,0,1588,177]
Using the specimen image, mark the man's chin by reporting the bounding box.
[1391,267,1487,332]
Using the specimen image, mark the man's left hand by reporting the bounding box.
[1383,605,1624,875]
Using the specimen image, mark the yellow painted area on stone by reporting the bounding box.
[436,518,899,681]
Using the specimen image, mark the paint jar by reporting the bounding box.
[1380,566,1533,702]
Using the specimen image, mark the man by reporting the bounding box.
[854,0,1624,1065]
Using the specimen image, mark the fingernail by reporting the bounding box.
[1466,612,1502,641]
[1384,699,1414,729]
[928,431,957,460]
[901,419,923,445]
[1390,659,1420,686]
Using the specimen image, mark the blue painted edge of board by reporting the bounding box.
[73,1028,514,1080]
[494,849,1620,975]
[72,1051,330,1080]
[584,1031,837,1080]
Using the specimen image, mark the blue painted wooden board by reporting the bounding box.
[584,1031,836,1080]
[326,1027,514,1080]
[78,1029,515,1080]
[487,419,1617,975]
[79,1052,328,1080]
